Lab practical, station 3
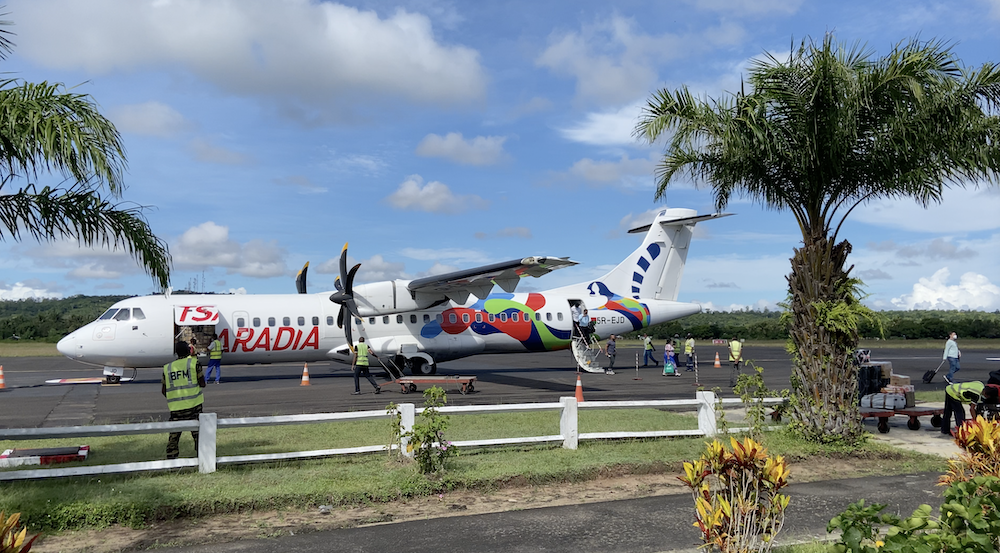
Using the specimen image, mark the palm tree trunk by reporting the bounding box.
[786,238,863,443]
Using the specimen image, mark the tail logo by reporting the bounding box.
[587,281,650,330]
[630,243,661,299]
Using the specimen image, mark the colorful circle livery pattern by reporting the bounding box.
[419,287,650,351]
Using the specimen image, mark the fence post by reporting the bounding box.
[399,403,415,458]
[560,396,578,450]
[696,391,718,437]
[198,412,217,474]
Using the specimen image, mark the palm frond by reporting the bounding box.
[0,180,171,289]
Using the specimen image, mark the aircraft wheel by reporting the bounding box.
[411,359,434,376]
[106,375,121,384]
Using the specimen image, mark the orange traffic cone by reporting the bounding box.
[575,374,584,403]
[0,365,5,389]
[300,363,311,386]
[714,352,722,368]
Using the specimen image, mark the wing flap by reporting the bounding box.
[407,256,577,298]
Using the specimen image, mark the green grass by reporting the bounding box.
[0,341,60,357]
[0,405,945,534]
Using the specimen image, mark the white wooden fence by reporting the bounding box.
[0,392,786,481]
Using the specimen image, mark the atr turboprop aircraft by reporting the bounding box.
[57,208,727,382]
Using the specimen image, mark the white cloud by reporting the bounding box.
[317,254,410,282]
[537,16,746,106]
[854,187,1000,233]
[688,0,803,16]
[497,227,532,239]
[558,153,656,188]
[109,101,193,137]
[385,175,488,213]
[415,133,508,165]
[172,221,288,279]
[188,137,252,165]
[420,262,460,276]
[558,102,643,146]
[24,240,146,283]
[400,247,490,265]
[272,175,328,195]
[537,16,676,105]
[0,282,62,300]
[322,151,388,177]
[12,0,485,118]
[891,268,1000,310]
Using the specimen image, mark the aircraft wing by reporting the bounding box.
[407,256,577,304]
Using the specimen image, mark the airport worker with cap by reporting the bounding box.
[206,332,223,384]
[352,336,381,395]
[943,331,961,384]
[942,380,984,437]
[728,336,743,386]
[642,334,658,367]
[684,333,696,372]
[162,340,206,459]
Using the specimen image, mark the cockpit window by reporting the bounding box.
[132,308,146,320]
[113,309,131,321]
[98,309,118,320]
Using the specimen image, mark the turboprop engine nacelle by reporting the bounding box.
[352,280,440,316]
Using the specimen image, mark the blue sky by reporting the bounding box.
[1,0,998,312]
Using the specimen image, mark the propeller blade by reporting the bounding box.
[339,242,349,288]
[344,315,354,352]
[295,262,309,294]
[345,263,360,293]
[337,305,345,329]
[334,275,343,292]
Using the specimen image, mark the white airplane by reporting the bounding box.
[57,208,727,382]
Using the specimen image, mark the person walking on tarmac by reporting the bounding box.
[942,380,984,437]
[352,336,381,395]
[162,341,206,459]
[605,334,616,375]
[206,332,223,384]
[943,331,961,384]
[684,334,696,372]
[728,336,743,386]
[642,334,659,367]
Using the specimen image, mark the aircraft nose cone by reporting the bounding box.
[57,333,78,358]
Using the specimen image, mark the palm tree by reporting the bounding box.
[635,35,1000,443]
[0,17,170,290]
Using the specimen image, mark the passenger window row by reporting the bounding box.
[361,311,562,325]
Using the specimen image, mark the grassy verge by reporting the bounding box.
[1,406,944,534]
[0,341,60,357]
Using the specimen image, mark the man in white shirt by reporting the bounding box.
[943,332,961,384]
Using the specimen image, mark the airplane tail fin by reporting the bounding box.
[597,209,730,301]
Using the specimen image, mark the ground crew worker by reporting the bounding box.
[942,380,984,437]
[206,332,223,384]
[162,341,206,459]
[728,337,743,386]
[642,334,658,367]
[684,334,696,372]
[605,335,616,375]
[352,336,381,395]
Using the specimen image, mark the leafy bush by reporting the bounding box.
[940,415,1000,487]
[828,477,1000,553]
[1,511,38,553]
[403,387,456,474]
[679,437,791,552]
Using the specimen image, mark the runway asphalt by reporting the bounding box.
[1,345,997,428]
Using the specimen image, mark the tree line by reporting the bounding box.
[3,295,999,343]
[627,309,1000,342]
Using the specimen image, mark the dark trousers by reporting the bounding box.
[607,353,616,369]
[167,404,202,459]
[643,349,658,366]
[354,364,378,391]
[729,360,742,386]
[942,393,965,436]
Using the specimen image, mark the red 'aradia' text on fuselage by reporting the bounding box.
[218,327,320,353]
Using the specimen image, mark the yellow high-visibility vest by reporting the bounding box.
[356,342,369,366]
[163,358,203,411]
[209,339,223,360]
[729,341,742,362]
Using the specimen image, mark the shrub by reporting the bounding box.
[1,511,38,553]
[679,437,791,552]
[403,387,456,474]
[940,415,1000,487]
